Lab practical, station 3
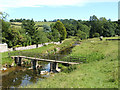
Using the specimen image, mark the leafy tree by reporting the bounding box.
[22,19,38,44]
[34,30,48,48]
[64,24,75,37]
[1,12,11,45]
[76,30,87,40]
[89,15,98,21]
[5,26,22,48]
[53,20,67,43]
[43,25,51,32]
[44,19,47,22]
[115,20,120,36]
[52,29,60,42]
[89,15,99,38]
[78,24,90,38]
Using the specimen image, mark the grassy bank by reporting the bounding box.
[1,38,74,65]
[24,37,118,88]
[1,44,56,65]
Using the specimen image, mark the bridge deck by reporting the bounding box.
[11,56,80,65]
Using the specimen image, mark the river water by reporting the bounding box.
[2,43,77,88]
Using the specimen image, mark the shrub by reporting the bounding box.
[94,33,100,37]
[76,30,87,40]
[62,65,77,73]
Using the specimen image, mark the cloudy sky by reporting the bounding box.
[0,0,119,21]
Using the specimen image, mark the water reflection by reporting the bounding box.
[2,63,50,88]
[2,43,76,88]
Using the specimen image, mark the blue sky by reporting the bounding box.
[0,0,118,21]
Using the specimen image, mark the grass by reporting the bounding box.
[10,22,55,30]
[35,22,55,26]
[10,22,54,26]
[1,38,73,65]
[103,36,119,40]
[24,37,118,88]
[1,44,56,65]
[1,36,119,88]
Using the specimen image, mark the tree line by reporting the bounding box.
[60,15,119,39]
[1,12,67,48]
[1,12,119,49]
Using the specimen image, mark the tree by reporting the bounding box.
[22,19,38,44]
[52,29,60,42]
[44,19,47,22]
[1,12,10,44]
[89,15,99,38]
[53,20,67,43]
[89,15,98,21]
[43,25,51,32]
[5,26,22,48]
[78,24,90,38]
[76,30,87,40]
[34,30,48,48]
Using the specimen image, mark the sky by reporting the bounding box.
[0,0,119,21]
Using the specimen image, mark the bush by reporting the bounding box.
[94,33,100,37]
[54,48,57,52]
[62,65,77,73]
[76,30,87,40]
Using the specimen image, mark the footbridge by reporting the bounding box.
[11,56,86,72]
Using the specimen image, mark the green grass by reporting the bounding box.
[1,38,73,65]
[1,44,57,65]
[1,37,118,88]
[35,22,55,26]
[10,22,55,30]
[1,52,13,65]
[24,37,118,88]
[103,36,120,40]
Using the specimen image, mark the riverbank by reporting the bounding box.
[1,37,119,88]
[1,37,74,66]
[24,37,118,88]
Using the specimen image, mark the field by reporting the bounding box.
[1,37,119,88]
[10,22,54,27]
[10,22,55,31]
[35,22,55,26]
[23,37,118,88]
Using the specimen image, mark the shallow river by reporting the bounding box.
[2,43,78,88]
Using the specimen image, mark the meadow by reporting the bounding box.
[24,37,118,88]
[1,36,119,88]
[10,21,55,31]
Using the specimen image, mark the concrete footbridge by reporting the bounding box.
[11,56,84,72]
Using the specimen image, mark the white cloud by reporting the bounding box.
[0,0,118,10]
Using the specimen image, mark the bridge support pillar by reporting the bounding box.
[14,57,18,64]
[14,57,24,66]
[18,57,22,66]
[31,60,38,70]
[50,62,58,72]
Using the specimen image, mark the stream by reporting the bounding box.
[1,42,79,88]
